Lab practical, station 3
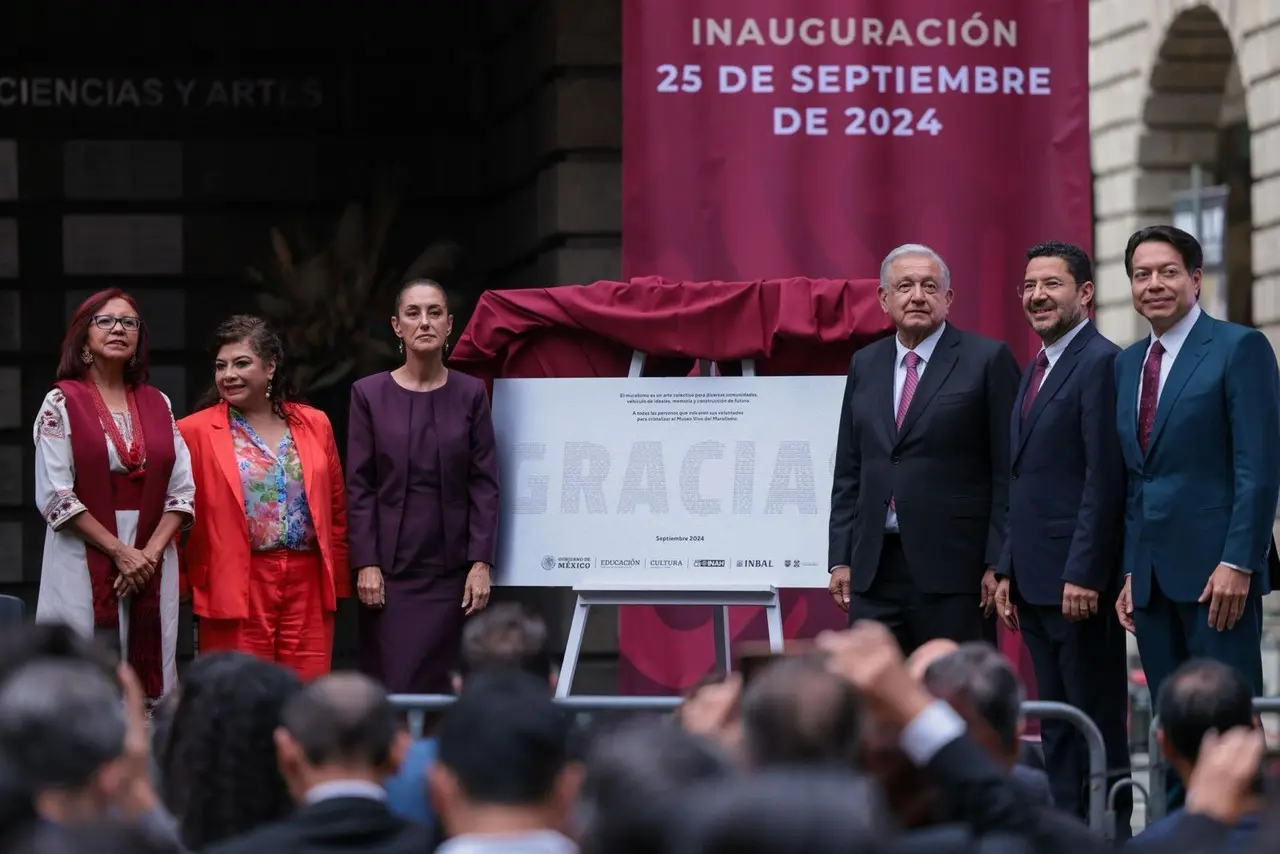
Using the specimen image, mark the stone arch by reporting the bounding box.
[1135,3,1251,324]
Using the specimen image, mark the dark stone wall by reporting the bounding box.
[0,0,624,687]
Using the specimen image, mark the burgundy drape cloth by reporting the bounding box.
[451,277,1037,701]
[451,276,894,381]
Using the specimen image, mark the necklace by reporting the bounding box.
[87,381,146,473]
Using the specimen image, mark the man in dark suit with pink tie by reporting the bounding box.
[827,243,1021,654]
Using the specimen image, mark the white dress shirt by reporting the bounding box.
[1038,317,1090,382]
[304,779,387,805]
[437,830,578,854]
[1136,303,1202,406]
[886,322,948,532]
[899,700,967,766]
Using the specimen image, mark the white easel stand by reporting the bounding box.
[556,582,784,697]
[553,351,778,699]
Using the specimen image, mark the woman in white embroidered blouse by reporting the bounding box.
[33,288,196,698]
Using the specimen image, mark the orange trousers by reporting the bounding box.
[198,548,334,681]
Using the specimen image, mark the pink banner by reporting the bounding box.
[620,0,1091,693]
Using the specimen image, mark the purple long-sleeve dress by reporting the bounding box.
[346,370,500,693]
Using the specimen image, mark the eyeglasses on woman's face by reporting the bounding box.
[91,314,141,332]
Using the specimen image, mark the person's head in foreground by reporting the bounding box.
[0,658,128,825]
[1156,657,1258,787]
[274,671,407,800]
[429,669,580,841]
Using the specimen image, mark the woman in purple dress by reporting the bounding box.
[347,279,499,693]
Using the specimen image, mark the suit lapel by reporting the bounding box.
[870,338,898,449]
[208,404,247,508]
[1015,325,1094,461]
[1116,347,1143,462]
[896,325,959,445]
[1010,360,1034,453]
[291,414,323,527]
[1147,312,1215,455]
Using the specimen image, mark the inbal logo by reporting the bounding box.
[736,559,774,568]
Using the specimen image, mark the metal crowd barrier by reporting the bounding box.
[389,694,1110,836]
[1022,701,1110,836]
[389,694,683,743]
[1144,695,1280,823]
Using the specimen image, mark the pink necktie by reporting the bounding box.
[896,351,921,430]
[1138,340,1165,454]
[890,352,921,513]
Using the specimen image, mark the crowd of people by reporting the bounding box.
[0,603,1271,853]
[6,219,1280,851]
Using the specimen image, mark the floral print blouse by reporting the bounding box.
[230,410,316,552]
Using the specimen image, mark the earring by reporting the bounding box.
[444,340,451,355]
[80,348,93,365]
[128,355,137,367]
[266,378,273,397]
[397,338,404,355]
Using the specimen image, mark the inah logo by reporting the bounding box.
[541,555,556,571]
[694,559,726,568]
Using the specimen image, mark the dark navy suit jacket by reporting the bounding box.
[1115,311,1280,606]
[997,322,1125,606]
[829,324,1021,595]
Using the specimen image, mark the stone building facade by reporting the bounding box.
[1091,0,1280,663]
[0,0,626,677]
[1090,0,1278,348]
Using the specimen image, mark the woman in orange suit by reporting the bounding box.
[178,315,349,680]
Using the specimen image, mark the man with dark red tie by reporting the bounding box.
[992,242,1130,834]
[1114,225,1280,810]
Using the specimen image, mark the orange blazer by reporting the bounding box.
[177,401,351,621]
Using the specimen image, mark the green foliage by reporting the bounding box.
[246,193,460,394]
